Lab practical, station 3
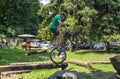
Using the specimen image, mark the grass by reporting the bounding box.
[67,50,118,61]
[0,46,49,65]
[0,46,119,79]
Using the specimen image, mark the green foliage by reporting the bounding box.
[65,16,76,27]
[103,34,120,42]
[89,0,120,42]
[37,0,98,41]
[92,0,119,42]
[1,0,119,45]
[0,0,42,36]
[37,0,119,43]
[0,25,6,35]
[61,2,76,13]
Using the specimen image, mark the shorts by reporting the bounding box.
[50,28,59,36]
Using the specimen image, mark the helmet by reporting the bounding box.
[60,12,66,17]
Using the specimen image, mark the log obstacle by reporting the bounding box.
[68,60,92,67]
[1,70,31,76]
[10,62,53,65]
[0,62,68,72]
[89,61,111,64]
[24,50,47,56]
[68,60,111,68]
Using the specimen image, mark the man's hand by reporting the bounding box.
[58,20,69,27]
[58,20,66,27]
[65,24,69,26]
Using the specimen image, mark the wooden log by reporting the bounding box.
[90,61,111,64]
[1,74,19,79]
[0,62,68,72]
[24,50,47,56]
[10,62,52,65]
[110,55,120,74]
[1,70,31,76]
[68,60,92,68]
[68,60,111,68]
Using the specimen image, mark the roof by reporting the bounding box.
[18,34,35,38]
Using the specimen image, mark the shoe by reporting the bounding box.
[55,54,64,59]
[58,53,65,58]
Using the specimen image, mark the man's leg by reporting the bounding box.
[57,33,63,47]
[50,28,63,47]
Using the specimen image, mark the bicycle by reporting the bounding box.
[50,25,84,64]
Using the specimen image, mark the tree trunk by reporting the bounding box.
[89,40,92,49]
[105,42,110,50]
[68,41,73,52]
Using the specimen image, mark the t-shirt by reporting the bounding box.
[22,42,26,45]
[50,15,62,29]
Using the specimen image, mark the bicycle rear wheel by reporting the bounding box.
[50,47,66,64]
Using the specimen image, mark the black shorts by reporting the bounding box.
[50,28,59,36]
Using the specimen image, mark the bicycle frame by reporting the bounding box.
[62,26,84,50]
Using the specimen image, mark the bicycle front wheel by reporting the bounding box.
[50,47,66,64]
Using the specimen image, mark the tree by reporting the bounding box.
[38,0,120,50]
[0,0,42,37]
[92,0,120,50]
[37,0,97,41]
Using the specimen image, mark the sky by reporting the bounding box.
[40,0,50,5]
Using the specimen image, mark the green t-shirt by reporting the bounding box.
[50,15,62,29]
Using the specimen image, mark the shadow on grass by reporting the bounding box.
[48,67,116,79]
[78,67,116,79]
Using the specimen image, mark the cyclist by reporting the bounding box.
[50,12,67,48]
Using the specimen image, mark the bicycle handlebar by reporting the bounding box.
[66,24,69,26]
[64,24,69,28]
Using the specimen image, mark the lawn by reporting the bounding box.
[0,46,119,79]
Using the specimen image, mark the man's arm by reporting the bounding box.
[58,20,66,27]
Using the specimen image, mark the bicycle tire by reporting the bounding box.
[50,47,66,64]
